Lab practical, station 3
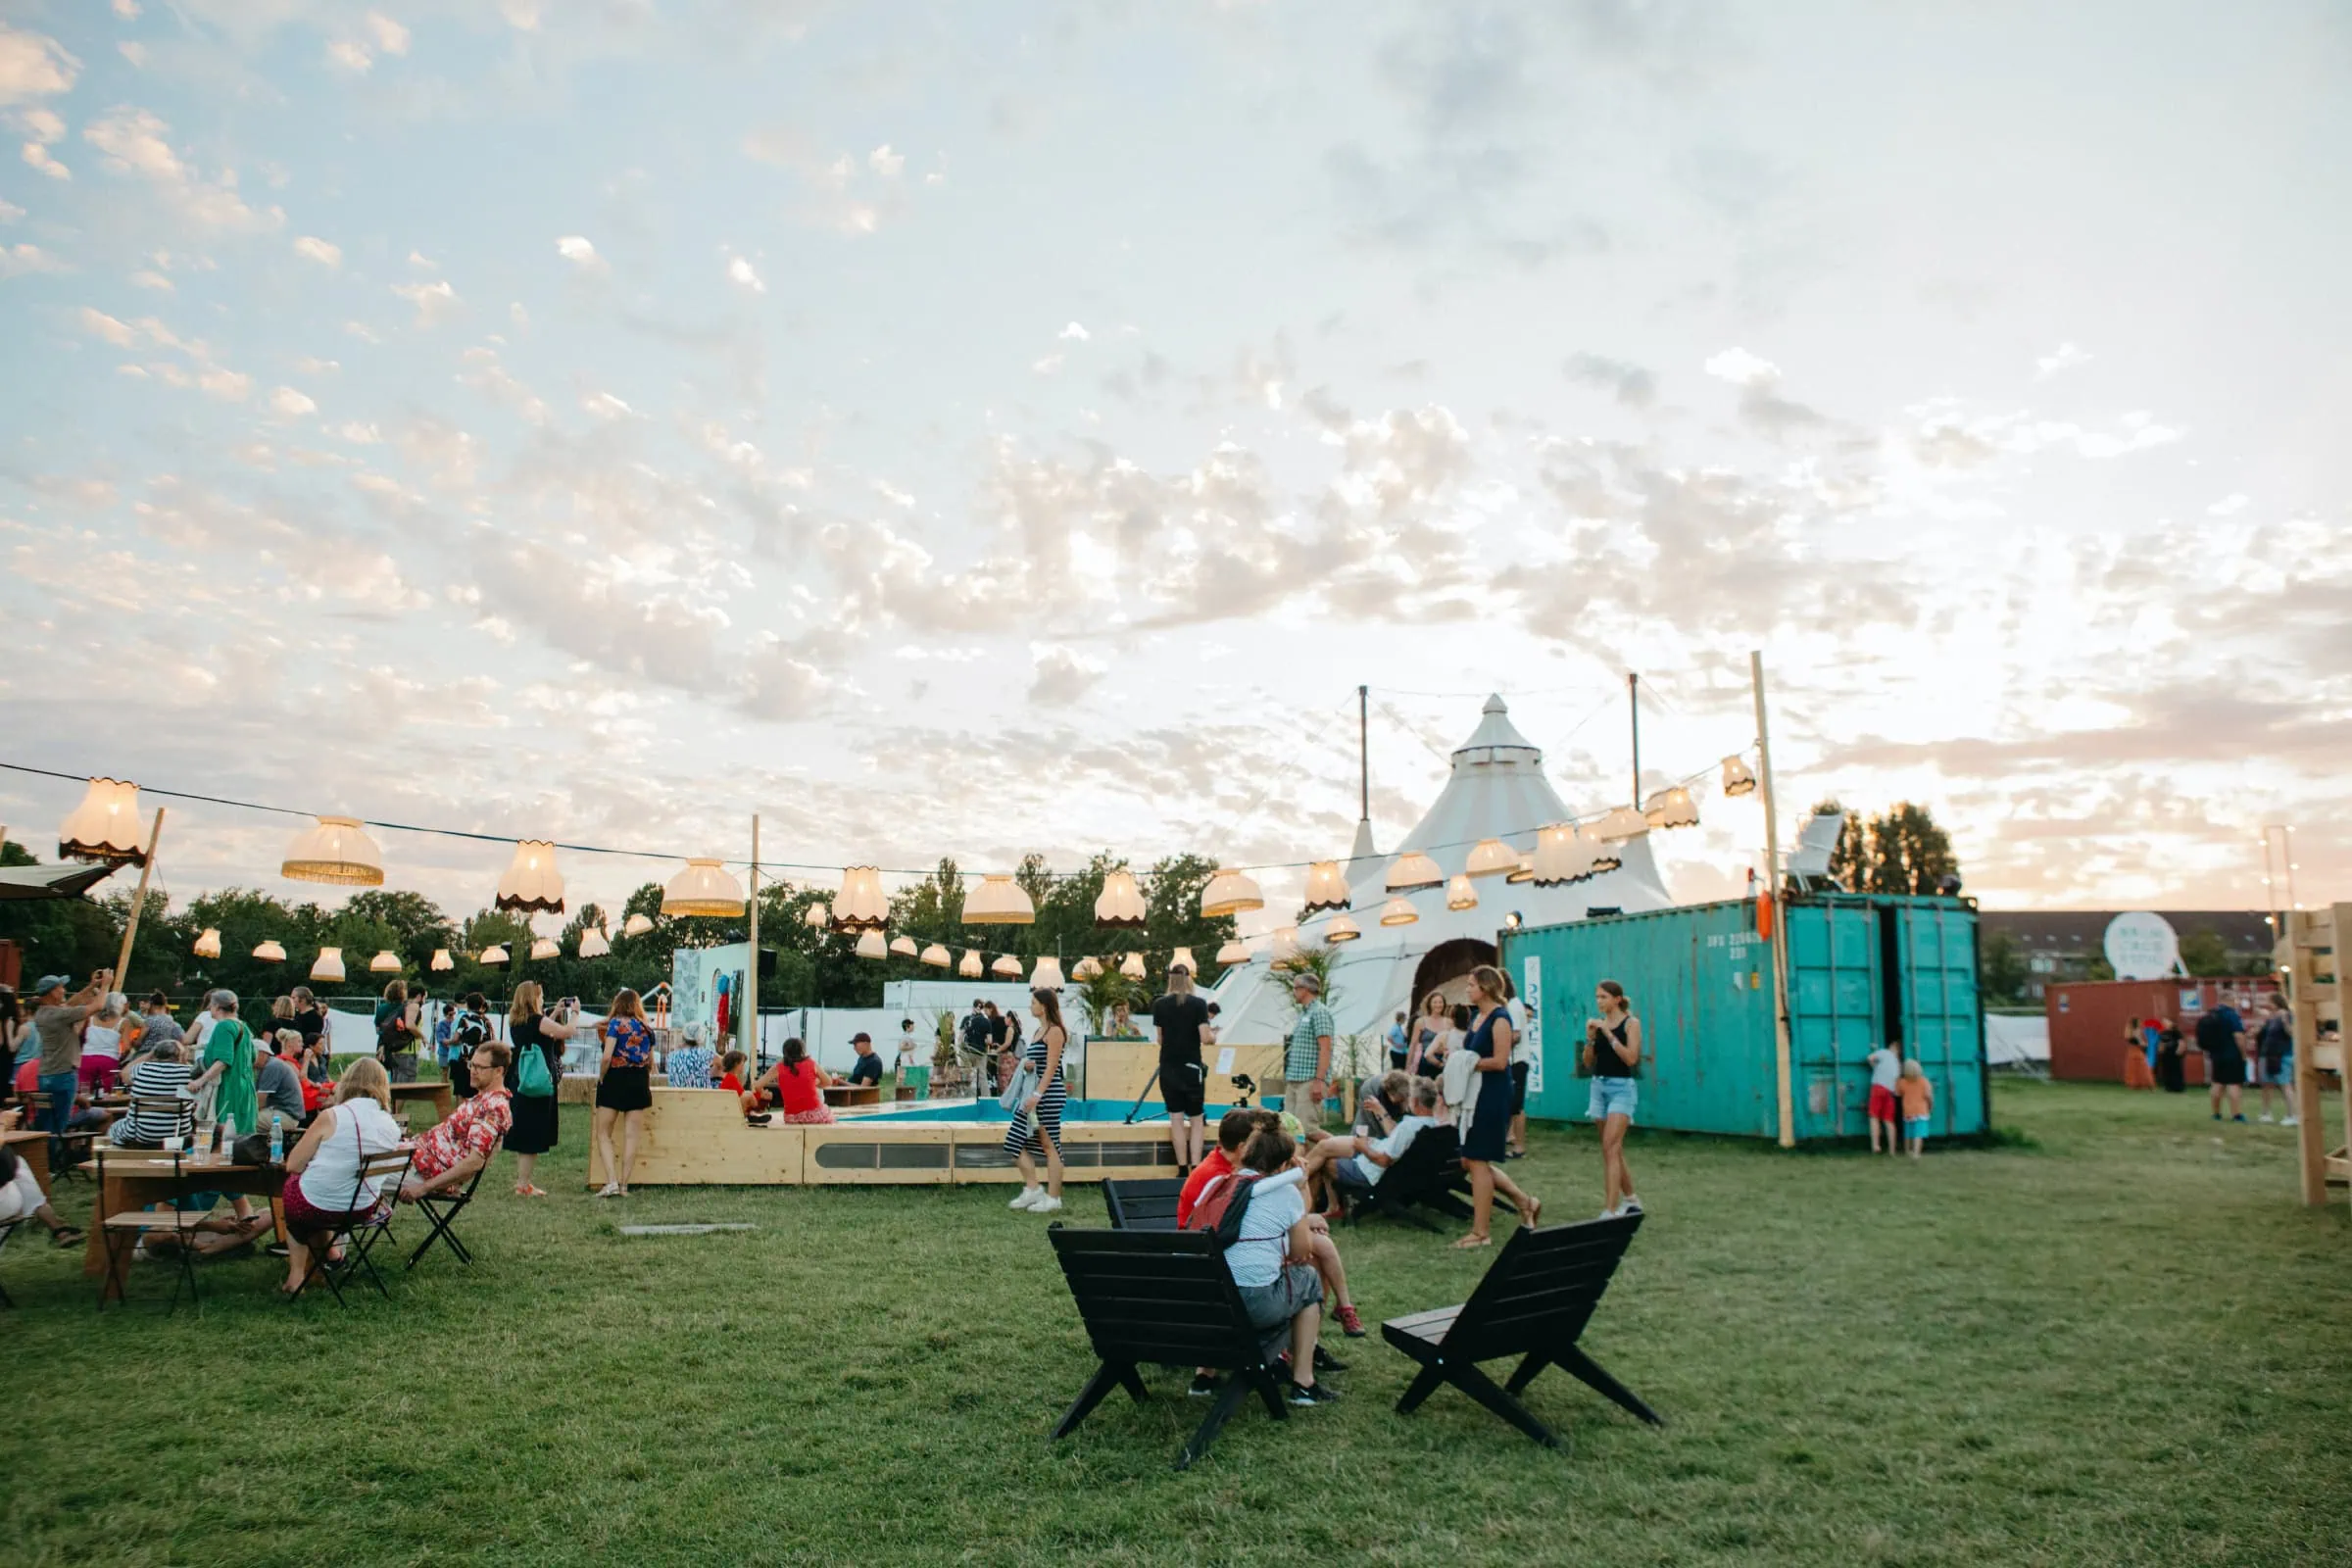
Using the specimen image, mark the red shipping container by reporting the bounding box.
[2045,976,2278,1084]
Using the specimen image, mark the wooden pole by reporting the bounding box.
[2334,902,2351,1217]
[1629,671,1642,808]
[1751,654,1795,1149]
[110,807,167,988]
[745,814,760,1061]
[2286,907,2327,1206]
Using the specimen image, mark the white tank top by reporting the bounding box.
[294,1100,406,1210]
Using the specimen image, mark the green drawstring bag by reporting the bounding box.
[515,1040,554,1099]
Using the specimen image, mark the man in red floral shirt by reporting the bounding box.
[401,1042,514,1201]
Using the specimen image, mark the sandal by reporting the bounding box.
[595,1183,621,1199]
[515,1183,549,1198]
[1450,1234,1493,1250]
[52,1226,85,1249]
[1522,1195,1544,1228]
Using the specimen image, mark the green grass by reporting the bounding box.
[6,1083,2347,1566]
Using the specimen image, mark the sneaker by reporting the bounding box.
[1031,1195,1063,1214]
[1598,1203,1622,1219]
[1288,1381,1342,1407]
[1008,1186,1044,1210]
[1620,1196,1643,1215]
[1187,1372,1220,1397]
[2282,1116,2299,1126]
[2260,1113,2276,1123]
[2212,1112,2223,1121]
[1313,1345,1348,1373]
[1335,1303,1367,1338]
[2232,1114,2247,1123]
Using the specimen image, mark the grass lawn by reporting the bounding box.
[6,1081,2348,1566]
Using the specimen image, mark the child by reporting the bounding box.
[1898,1060,1934,1160]
[1864,1043,1901,1154]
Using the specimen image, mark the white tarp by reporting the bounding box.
[1984,1013,2048,1067]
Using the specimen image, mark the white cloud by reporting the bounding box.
[120,41,148,70]
[1032,354,1063,375]
[366,14,412,56]
[555,234,604,271]
[2206,493,2249,517]
[293,235,342,268]
[390,278,458,326]
[1703,346,1781,385]
[84,108,274,230]
[77,306,135,345]
[345,320,382,342]
[23,142,67,180]
[295,356,341,376]
[726,255,765,293]
[2034,341,2091,379]
[509,301,528,328]
[335,420,382,444]
[326,40,373,74]
[1028,645,1105,706]
[868,144,904,177]
[129,268,172,291]
[409,249,436,270]
[581,390,632,418]
[270,385,317,416]
[198,368,251,402]
[0,197,22,220]
[0,24,79,107]
[0,242,64,279]
[1057,321,1090,341]
[114,0,142,18]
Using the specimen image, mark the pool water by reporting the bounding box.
[854,1099,1260,1125]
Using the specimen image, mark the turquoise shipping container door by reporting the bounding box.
[1898,901,1986,1137]
[1786,900,1882,1140]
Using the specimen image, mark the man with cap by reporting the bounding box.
[31,968,111,1159]
[845,1032,884,1088]
[1280,971,1336,1130]
[1151,958,1213,1175]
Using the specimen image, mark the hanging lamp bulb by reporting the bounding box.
[1214,939,1250,965]
[430,947,455,971]
[494,840,566,914]
[1168,947,1198,975]
[855,929,889,960]
[1325,914,1362,944]
[622,913,655,938]
[804,902,831,930]
[1463,839,1518,879]
[1093,869,1148,928]
[991,954,1023,978]
[964,874,1036,925]
[1200,866,1264,917]
[368,951,402,973]
[1300,860,1351,913]
[1506,853,1535,885]
[919,942,952,969]
[1643,785,1699,830]
[57,777,146,864]
[1592,806,1649,843]
[889,934,919,957]
[1031,955,1066,989]
[1072,956,1102,981]
[1384,851,1443,892]
[1446,873,1478,911]
[1378,896,1418,927]
[958,949,984,978]
[192,927,221,959]
[1119,952,1147,980]
[662,858,746,917]
[1532,823,1594,886]
[832,865,889,932]
[528,937,559,960]
[253,939,287,962]
[478,944,509,966]
[281,815,384,887]
[310,947,347,983]
[1721,755,1758,797]
[578,926,611,958]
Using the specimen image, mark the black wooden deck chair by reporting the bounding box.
[1048,1226,1291,1470]
[1345,1123,1476,1230]
[1382,1210,1660,1448]
[1101,1177,1184,1232]
[406,1147,496,1270]
[288,1147,414,1306]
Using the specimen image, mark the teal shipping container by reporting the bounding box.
[1500,894,1987,1143]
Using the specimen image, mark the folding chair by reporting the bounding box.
[25,1093,99,1182]
[288,1146,415,1306]
[407,1145,497,1270]
[95,1146,213,1315]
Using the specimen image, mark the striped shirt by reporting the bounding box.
[1286,1001,1335,1081]
[109,1057,194,1147]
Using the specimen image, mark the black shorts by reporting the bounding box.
[1510,1059,1530,1113]
[1161,1058,1206,1116]
[2207,1055,2246,1087]
[596,1063,653,1111]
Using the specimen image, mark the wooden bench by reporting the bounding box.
[1101,1177,1184,1231]
[1383,1210,1660,1448]
[1343,1123,1477,1230]
[1047,1226,1290,1470]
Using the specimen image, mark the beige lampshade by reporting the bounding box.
[1378,896,1418,927]
[1072,956,1102,981]
[855,929,889,960]
[1532,823,1592,887]
[1200,866,1264,917]
[1721,755,1758,797]
[1325,914,1361,944]
[622,913,655,938]
[991,954,1023,977]
[529,937,559,960]
[1094,868,1148,928]
[1032,955,1065,989]
[58,777,146,864]
[1446,873,1479,911]
[192,927,222,959]
[479,944,510,966]
[281,814,385,887]
[833,865,889,931]
[804,901,831,929]
[310,947,346,983]
[958,949,983,978]
[1506,853,1535,885]
[662,858,746,917]
[1384,851,1444,892]
[368,950,402,973]
[1119,952,1146,980]
[1215,939,1250,965]
[1643,785,1699,830]
[1592,806,1649,843]
[253,939,287,962]
[964,874,1036,925]
[1168,946,1198,974]
[918,942,951,968]
[1300,859,1350,913]
[889,934,919,958]
[430,947,455,971]
[577,927,610,958]
[1267,926,1300,961]
[493,840,566,913]
[1589,834,1624,875]
[1464,838,1518,879]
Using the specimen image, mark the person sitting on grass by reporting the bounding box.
[400,1043,514,1202]
[1304,1076,1442,1214]
[1898,1060,1935,1161]
[277,1058,406,1294]
[1221,1125,1340,1407]
[0,1107,84,1248]
[754,1038,836,1124]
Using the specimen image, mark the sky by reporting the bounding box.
[1,0,2347,934]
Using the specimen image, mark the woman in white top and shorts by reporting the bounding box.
[276,1057,406,1294]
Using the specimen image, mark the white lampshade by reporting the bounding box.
[1301,859,1350,913]
[958,949,983,978]
[1169,946,1198,974]
[662,858,746,917]
[1721,755,1758,797]
[622,913,655,938]
[1592,806,1649,843]
[1119,952,1146,980]
[1384,851,1444,892]
[281,815,384,887]
[494,840,566,913]
[368,950,402,973]
[833,865,889,931]
[1072,956,1102,981]
[1378,896,1418,927]
[889,934,919,957]
[1446,873,1479,911]
[1032,955,1065,989]
[58,777,146,864]
[855,929,889,960]
[1643,785,1699,830]
[1532,823,1592,887]
[1267,926,1300,961]
[479,944,510,966]
[253,939,287,962]
[992,954,1023,977]
[919,943,952,968]
[1589,835,1624,875]
[311,947,346,983]
[1094,868,1148,928]
[1325,914,1361,944]
[1200,866,1264,917]
[964,874,1036,925]
[1215,939,1250,965]
[529,937,559,960]
[805,902,831,930]
[430,947,454,971]
[1506,853,1535,885]
[1464,838,1518,879]
[577,927,610,958]
[192,927,222,959]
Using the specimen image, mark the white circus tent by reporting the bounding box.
[1205,695,1675,1048]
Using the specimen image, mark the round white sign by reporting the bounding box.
[2103,911,2180,981]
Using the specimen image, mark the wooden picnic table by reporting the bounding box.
[389,1080,453,1126]
[823,1083,882,1107]
[2,1128,51,1196]
[82,1151,289,1302]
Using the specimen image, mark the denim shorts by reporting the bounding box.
[1588,1077,1638,1122]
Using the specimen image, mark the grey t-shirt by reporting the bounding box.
[34,1003,94,1075]
[256,1054,307,1123]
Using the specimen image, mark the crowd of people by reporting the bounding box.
[2116,994,2297,1123]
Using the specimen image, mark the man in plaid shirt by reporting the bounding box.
[1281,972,1335,1128]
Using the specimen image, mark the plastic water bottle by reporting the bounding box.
[270,1113,284,1164]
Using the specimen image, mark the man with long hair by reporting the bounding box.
[1151,959,1212,1175]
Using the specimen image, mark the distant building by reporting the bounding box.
[1976,909,2274,999]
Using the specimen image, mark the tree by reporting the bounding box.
[1807,800,1961,896]
[2178,928,2232,978]
[1979,928,2029,1004]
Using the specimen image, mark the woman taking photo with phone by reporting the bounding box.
[593,989,656,1198]
[506,982,584,1198]
[1584,978,1642,1217]
[1453,965,1540,1248]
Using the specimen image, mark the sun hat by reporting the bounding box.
[33,974,72,995]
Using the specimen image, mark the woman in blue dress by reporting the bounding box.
[1005,988,1069,1215]
[1455,964,1541,1248]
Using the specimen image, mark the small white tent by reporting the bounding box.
[1206,695,1676,1048]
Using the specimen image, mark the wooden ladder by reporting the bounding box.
[2278,903,2349,1208]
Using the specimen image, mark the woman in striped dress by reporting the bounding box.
[1005,988,1069,1215]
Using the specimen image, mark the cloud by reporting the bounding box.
[83,108,276,230]
[2206,493,2248,517]
[0,242,64,279]
[0,24,78,106]
[1703,346,1780,385]
[21,141,67,179]
[1028,646,1104,706]
[294,235,342,268]
[390,278,459,326]
[742,126,912,234]
[76,307,135,345]
[0,197,21,220]
[555,234,604,271]
[726,254,764,293]
[326,40,373,74]
[580,390,632,418]
[1564,352,1656,407]
[867,144,904,177]
[2034,341,2090,379]
[269,385,317,416]
[1057,321,1090,342]
[366,13,412,56]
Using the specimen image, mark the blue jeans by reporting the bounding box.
[38,1068,78,1159]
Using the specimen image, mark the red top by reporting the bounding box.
[774,1059,821,1116]
[719,1071,745,1094]
[1177,1148,1234,1228]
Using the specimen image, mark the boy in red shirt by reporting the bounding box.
[1179,1107,1273,1226]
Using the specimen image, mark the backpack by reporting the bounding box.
[514,1032,555,1099]
[1183,1170,1262,1252]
